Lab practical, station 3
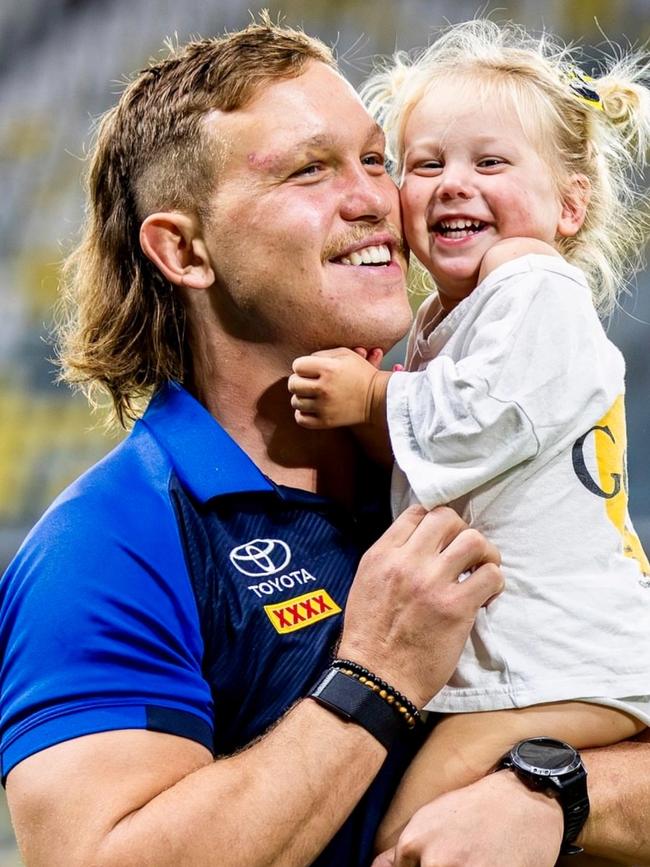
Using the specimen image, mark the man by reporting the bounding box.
[0,16,648,867]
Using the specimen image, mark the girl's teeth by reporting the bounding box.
[436,219,484,238]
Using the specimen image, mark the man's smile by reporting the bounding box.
[337,243,391,266]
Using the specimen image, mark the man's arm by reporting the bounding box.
[373,734,650,867]
[8,704,385,867]
[7,506,503,867]
[375,702,644,854]
[576,732,650,864]
[373,771,565,867]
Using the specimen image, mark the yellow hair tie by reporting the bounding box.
[563,66,604,111]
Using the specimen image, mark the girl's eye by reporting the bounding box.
[409,159,443,173]
[478,157,505,168]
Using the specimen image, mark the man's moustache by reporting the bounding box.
[322,223,406,262]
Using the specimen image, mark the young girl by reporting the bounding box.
[288,20,650,851]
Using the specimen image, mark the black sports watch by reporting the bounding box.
[498,737,590,856]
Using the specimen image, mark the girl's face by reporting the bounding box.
[400,79,578,311]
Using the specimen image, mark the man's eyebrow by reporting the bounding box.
[248,135,334,173]
[367,121,385,142]
[249,125,385,173]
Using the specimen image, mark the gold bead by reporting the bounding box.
[359,676,366,683]
[386,695,395,704]
[379,690,387,699]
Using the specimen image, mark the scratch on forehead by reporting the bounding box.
[247,150,288,171]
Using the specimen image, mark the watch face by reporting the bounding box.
[514,738,579,775]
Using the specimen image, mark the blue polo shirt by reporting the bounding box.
[0,382,427,866]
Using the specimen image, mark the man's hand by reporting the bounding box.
[372,770,563,867]
[288,347,391,429]
[478,237,560,285]
[6,507,503,867]
[339,505,503,709]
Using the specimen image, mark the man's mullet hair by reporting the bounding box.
[56,12,335,428]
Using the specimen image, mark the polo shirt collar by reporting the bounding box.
[139,381,274,502]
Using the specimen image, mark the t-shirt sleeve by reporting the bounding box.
[387,259,625,508]
[0,459,214,783]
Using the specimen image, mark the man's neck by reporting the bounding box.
[191,346,361,506]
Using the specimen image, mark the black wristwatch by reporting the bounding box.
[498,737,590,856]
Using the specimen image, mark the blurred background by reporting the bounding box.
[1,1,649,862]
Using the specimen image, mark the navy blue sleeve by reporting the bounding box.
[0,432,214,783]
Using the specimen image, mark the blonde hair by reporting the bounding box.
[362,20,650,314]
[57,13,335,428]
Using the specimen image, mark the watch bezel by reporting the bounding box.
[510,737,582,778]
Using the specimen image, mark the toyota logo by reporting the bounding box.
[229,538,292,577]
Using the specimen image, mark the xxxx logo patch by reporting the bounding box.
[264,589,341,634]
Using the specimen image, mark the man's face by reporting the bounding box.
[200,62,411,359]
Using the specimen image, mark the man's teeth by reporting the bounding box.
[436,219,485,238]
[339,244,391,266]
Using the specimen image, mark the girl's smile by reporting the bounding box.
[400,78,583,310]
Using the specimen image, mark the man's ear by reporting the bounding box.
[140,212,215,290]
[557,174,591,239]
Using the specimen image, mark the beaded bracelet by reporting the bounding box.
[330,658,421,730]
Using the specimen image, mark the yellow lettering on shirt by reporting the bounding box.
[594,396,650,576]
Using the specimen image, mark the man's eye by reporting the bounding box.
[362,153,386,168]
[292,163,322,178]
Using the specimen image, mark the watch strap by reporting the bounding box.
[555,769,590,855]
[309,667,403,750]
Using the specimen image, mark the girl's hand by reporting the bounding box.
[353,347,384,369]
[288,348,391,429]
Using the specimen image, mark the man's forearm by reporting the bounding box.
[577,735,650,864]
[104,701,386,866]
[12,700,386,867]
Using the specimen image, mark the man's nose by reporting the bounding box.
[339,165,395,222]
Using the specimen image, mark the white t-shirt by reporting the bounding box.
[387,255,650,717]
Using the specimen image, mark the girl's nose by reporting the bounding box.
[436,165,475,201]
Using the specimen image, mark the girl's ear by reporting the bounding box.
[557,174,591,238]
[139,212,215,290]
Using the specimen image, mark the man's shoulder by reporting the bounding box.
[37,421,174,536]
[2,422,180,598]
